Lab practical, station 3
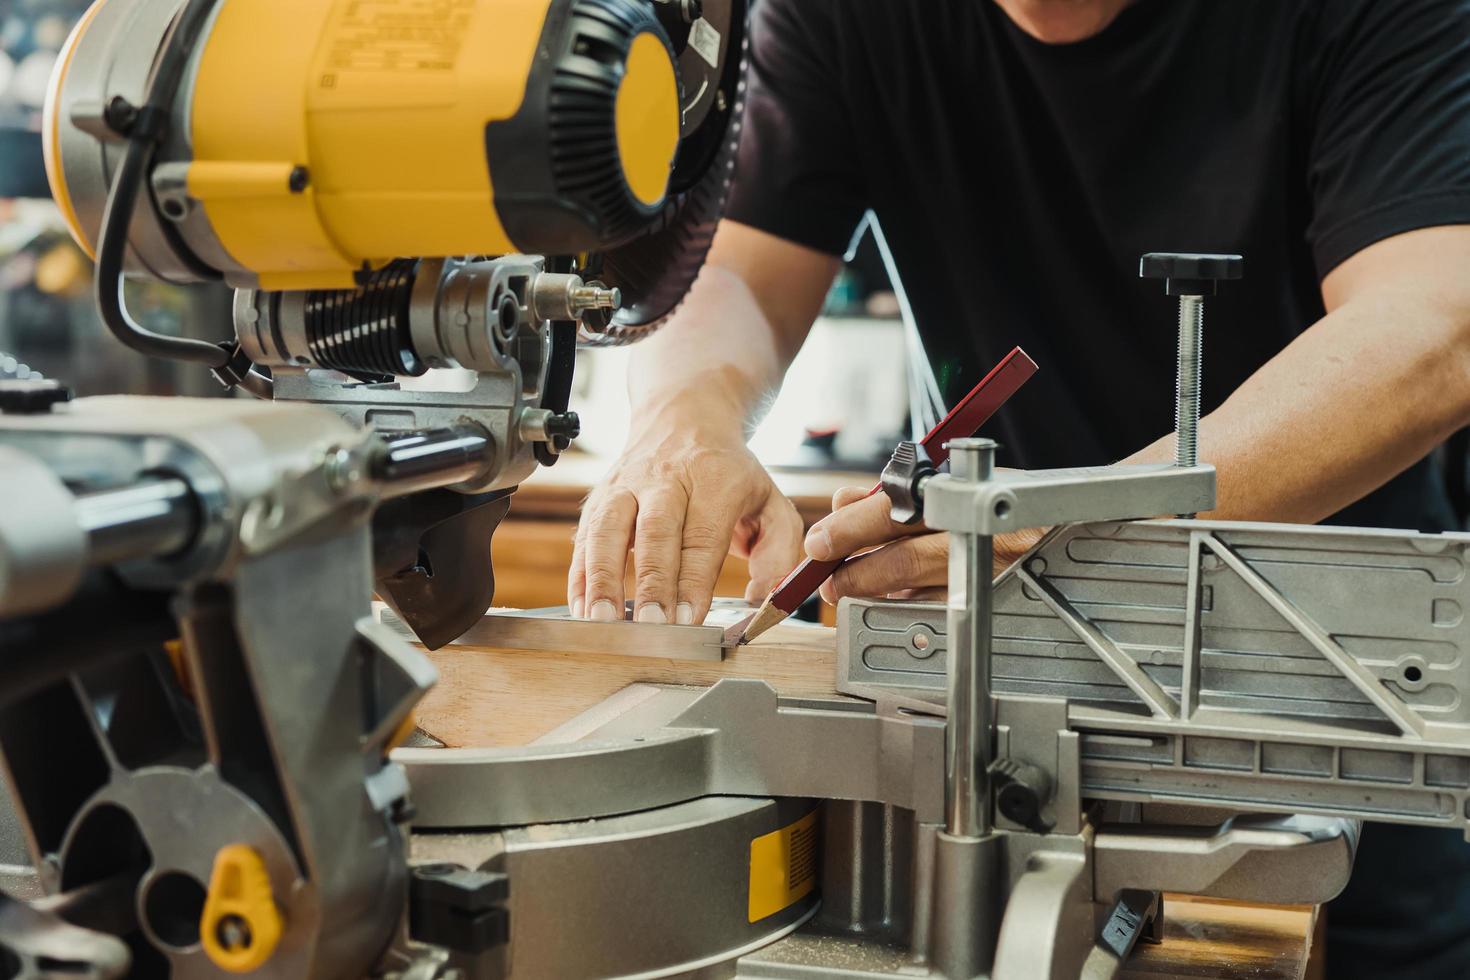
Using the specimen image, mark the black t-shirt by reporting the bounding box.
[727,0,1470,532]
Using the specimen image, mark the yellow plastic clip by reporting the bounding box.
[200,844,283,973]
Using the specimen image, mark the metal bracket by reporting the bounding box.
[923,463,1216,537]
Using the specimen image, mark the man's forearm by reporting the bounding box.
[1123,264,1470,524]
[624,220,839,441]
[626,264,791,436]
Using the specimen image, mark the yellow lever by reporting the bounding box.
[200,844,283,972]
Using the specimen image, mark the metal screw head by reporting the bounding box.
[216,913,253,951]
[324,447,364,494]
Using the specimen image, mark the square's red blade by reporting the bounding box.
[760,347,1037,618]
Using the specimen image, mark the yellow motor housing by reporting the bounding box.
[46,0,683,290]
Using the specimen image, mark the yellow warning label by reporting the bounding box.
[747,808,819,922]
[310,0,477,109]
[322,0,474,76]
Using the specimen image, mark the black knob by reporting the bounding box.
[0,379,72,414]
[1139,252,1244,296]
[881,442,936,525]
[545,411,581,452]
[409,863,510,955]
[989,757,1055,833]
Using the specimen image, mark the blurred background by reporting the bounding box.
[0,0,928,472]
[0,0,235,399]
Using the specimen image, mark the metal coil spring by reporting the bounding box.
[303,259,423,377]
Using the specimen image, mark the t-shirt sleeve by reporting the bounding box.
[1306,0,1470,277]
[723,0,868,255]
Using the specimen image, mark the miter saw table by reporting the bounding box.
[384,438,1470,980]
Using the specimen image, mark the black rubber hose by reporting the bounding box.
[585,0,750,345]
[91,0,231,369]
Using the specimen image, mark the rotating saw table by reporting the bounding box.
[403,615,1322,980]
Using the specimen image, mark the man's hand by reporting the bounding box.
[570,416,803,625]
[807,486,1044,604]
[567,221,840,625]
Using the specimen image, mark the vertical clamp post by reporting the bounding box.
[1140,253,1243,516]
[944,437,999,840]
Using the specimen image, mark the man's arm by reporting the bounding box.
[1125,225,1470,521]
[569,220,840,624]
[807,225,1470,602]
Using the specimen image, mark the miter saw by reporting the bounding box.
[1,0,753,973]
[40,0,747,648]
[1,1,1466,978]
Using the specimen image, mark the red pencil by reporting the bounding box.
[726,347,1038,646]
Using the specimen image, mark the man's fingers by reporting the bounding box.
[675,490,741,626]
[819,533,948,603]
[632,486,687,623]
[888,587,947,602]
[566,525,587,619]
[831,485,871,510]
[742,496,804,604]
[806,490,925,562]
[995,527,1047,573]
[580,489,637,620]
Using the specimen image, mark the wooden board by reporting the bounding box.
[1123,895,1316,980]
[415,621,838,747]
[487,520,842,624]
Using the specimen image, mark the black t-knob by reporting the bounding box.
[545,411,580,439]
[0,379,72,414]
[1140,252,1244,296]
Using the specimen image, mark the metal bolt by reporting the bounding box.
[569,284,621,315]
[1175,294,1204,470]
[1141,252,1243,518]
[324,447,363,494]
